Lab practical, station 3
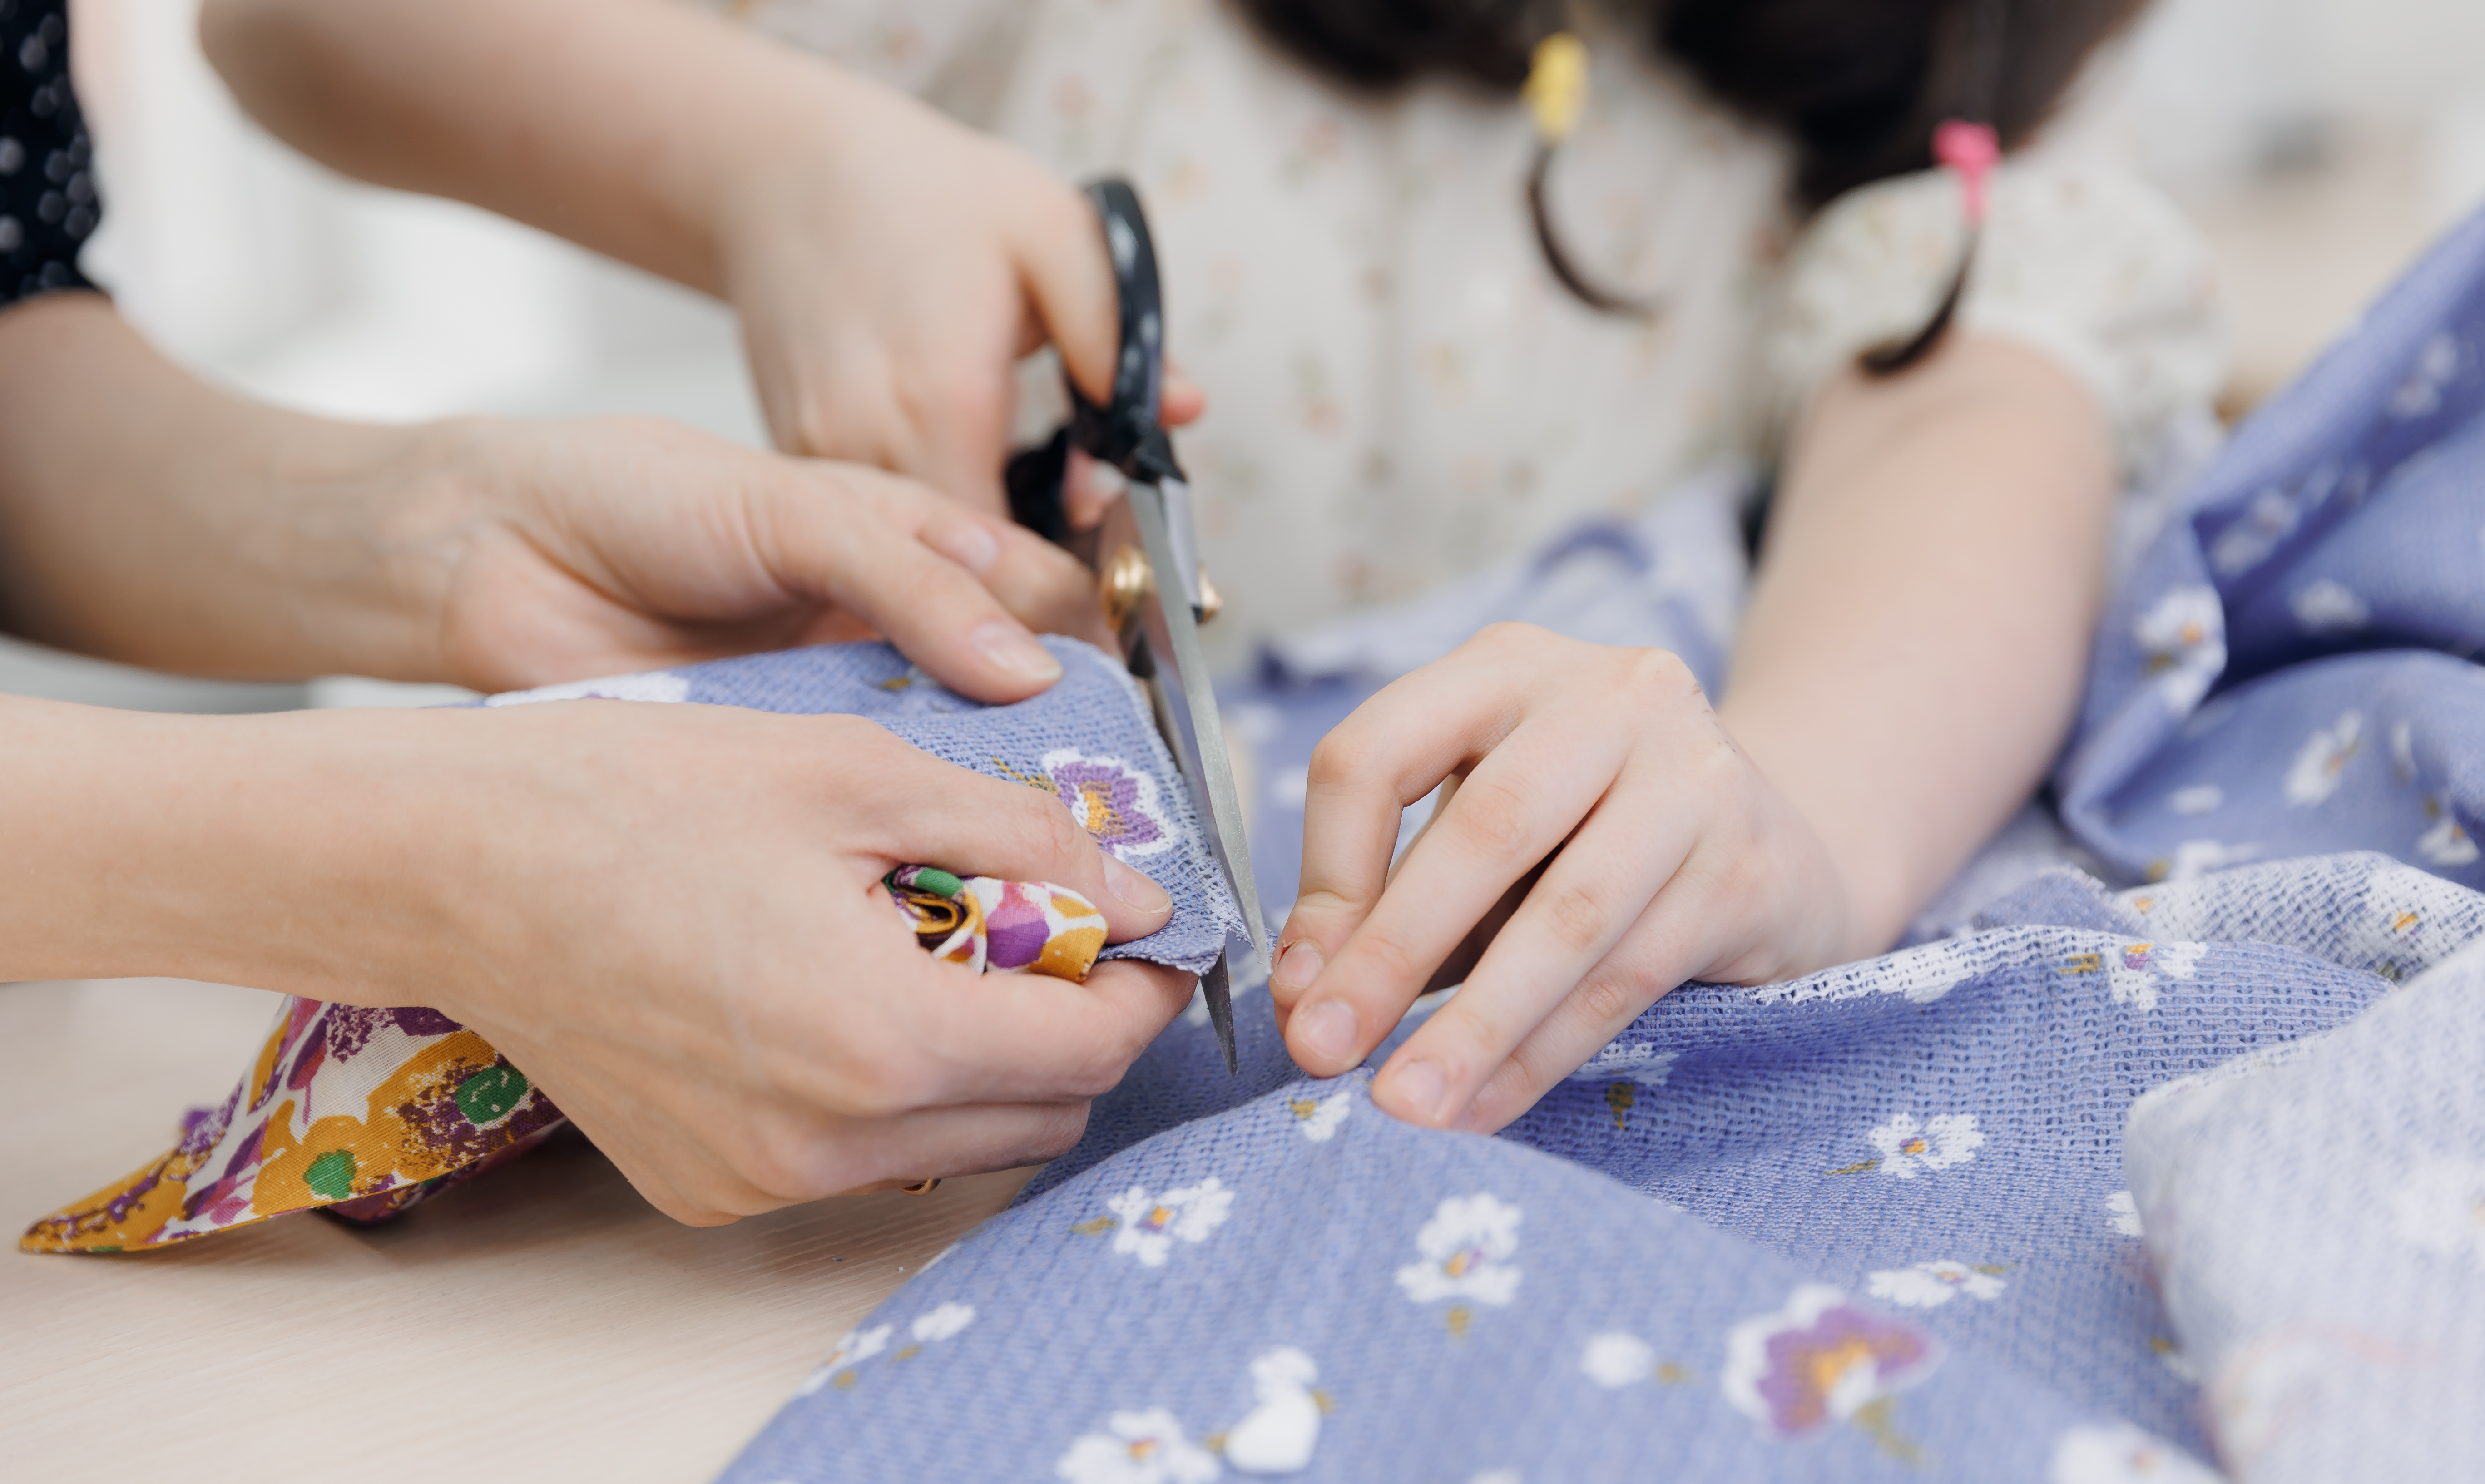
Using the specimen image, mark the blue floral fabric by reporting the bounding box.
[720,210,2485,1483]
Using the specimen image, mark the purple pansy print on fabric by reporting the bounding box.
[1722,1284,1939,1438]
[1043,748,1175,859]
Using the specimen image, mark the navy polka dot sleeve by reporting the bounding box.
[0,0,99,309]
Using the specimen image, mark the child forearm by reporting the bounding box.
[1718,336,2116,955]
[200,0,850,298]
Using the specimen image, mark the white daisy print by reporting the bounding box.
[2417,810,2480,867]
[2387,331,2462,419]
[1395,1193,1523,1306]
[1580,1332,1658,1389]
[2283,711,2364,806]
[2165,839,2257,881]
[1863,1112,1986,1179]
[1866,1260,2006,1310]
[484,669,689,706]
[2389,1157,2485,1272]
[2106,1192,2146,1239]
[1566,1044,1680,1088]
[910,1302,976,1344]
[1055,1407,1221,1484]
[1104,1179,1235,1267]
[2288,579,2370,634]
[2208,487,2305,577]
[797,1323,892,1394]
[1223,1347,1323,1474]
[2131,587,2225,712]
[2106,940,2208,1012]
[2167,785,2222,816]
[2047,1422,2222,1483]
[1287,1090,1351,1142]
[2392,720,2419,781]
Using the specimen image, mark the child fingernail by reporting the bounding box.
[1101,854,1170,915]
[1272,939,1323,993]
[972,620,1062,683]
[1386,1060,1446,1123]
[932,521,1000,574]
[1297,999,1356,1064]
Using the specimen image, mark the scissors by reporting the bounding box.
[1003,178,1268,1076]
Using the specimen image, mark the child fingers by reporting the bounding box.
[1368,767,1693,1127]
[1278,648,1549,1009]
[1283,707,1629,1078]
[1449,869,1733,1134]
[1011,174,1122,412]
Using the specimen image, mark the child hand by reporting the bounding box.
[1267,624,1856,1133]
[402,414,1113,699]
[715,74,1204,514]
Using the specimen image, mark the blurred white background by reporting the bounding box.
[21,0,2485,710]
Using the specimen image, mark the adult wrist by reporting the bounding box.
[0,702,474,1001]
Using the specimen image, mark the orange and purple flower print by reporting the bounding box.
[1043,750,1172,858]
[1722,1285,1939,1437]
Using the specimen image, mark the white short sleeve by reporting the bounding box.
[1766,162,2227,467]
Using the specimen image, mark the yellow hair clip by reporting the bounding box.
[1524,32,1590,145]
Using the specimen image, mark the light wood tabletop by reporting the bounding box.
[0,976,1029,1482]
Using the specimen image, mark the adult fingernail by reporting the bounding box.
[931,522,1000,574]
[1297,999,1356,1065]
[1101,853,1171,914]
[1272,939,1323,994]
[972,620,1062,683]
[1385,1059,1447,1123]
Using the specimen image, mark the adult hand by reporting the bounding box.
[715,75,1204,514]
[400,413,1116,700]
[339,701,1193,1223]
[1267,624,1855,1134]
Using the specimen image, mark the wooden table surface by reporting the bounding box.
[0,977,1026,1481]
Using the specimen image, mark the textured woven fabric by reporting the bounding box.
[723,213,2485,1480]
[22,638,1243,1253]
[2124,929,2485,1484]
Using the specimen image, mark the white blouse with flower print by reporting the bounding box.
[719,0,2225,649]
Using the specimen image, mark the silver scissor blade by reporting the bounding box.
[1126,481,1271,989]
[1199,952,1237,1076]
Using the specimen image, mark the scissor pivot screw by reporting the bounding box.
[1102,543,1153,631]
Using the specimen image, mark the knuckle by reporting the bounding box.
[1536,879,1610,955]
[1569,965,1644,1034]
[1026,1104,1092,1162]
[1449,777,1533,863]
[1470,620,1550,656]
[1619,647,1700,707]
[794,1034,933,1119]
[1305,727,1376,791]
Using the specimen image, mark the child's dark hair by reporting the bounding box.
[1235,0,2144,368]
[1230,0,2148,210]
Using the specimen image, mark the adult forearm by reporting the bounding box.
[0,698,462,994]
[1718,338,2115,956]
[0,295,442,678]
[201,0,840,297]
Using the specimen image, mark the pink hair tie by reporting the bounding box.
[1934,119,2001,225]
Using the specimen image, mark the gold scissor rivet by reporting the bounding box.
[1101,544,1153,631]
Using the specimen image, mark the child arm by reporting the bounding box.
[198,0,1191,512]
[1267,336,2114,1132]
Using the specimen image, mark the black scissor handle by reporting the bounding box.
[1005,178,1182,547]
